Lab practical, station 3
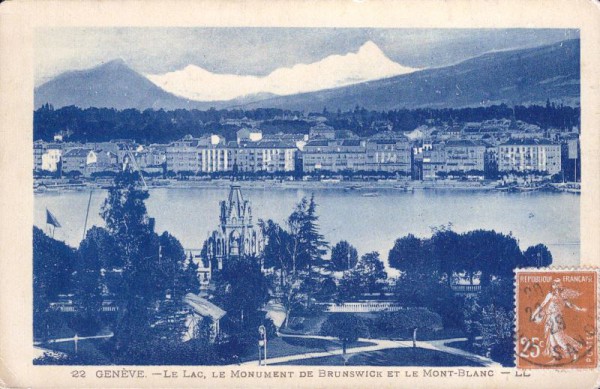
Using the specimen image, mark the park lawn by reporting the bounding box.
[444,339,511,366]
[411,328,466,341]
[35,338,113,365]
[445,340,484,354]
[238,336,374,363]
[273,347,484,367]
[283,313,467,342]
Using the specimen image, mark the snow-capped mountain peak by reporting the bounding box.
[145,41,417,102]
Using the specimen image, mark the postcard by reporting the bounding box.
[1,0,599,388]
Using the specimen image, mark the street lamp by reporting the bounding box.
[258,325,267,366]
[74,333,79,354]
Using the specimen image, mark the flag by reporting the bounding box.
[46,209,61,228]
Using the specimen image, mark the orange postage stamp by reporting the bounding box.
[516,269,598,369]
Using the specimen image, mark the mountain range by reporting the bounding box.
[146,41,417,101]
[34,39,579,112]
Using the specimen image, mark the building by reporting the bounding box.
[166,136,203,173]
[302,139,367,173]
[235,140,297,173]
[86,151,119,175]
[202,185,264,271]
[560,135,580,181]
[33,140,45,170]
[420,142,446,179]
[365,138,412,174]
[263,133,308,151]
[236,128,263,143]
[166,135,299,175]
[415,140,489,179]
[147,144,168,167]
[444,140,486,173]
[35,141,68,171]
[497,139,562,175]
[41,148,63,172]
[309,123,336,140]
[166,135,232,174]
[61,148,94,173]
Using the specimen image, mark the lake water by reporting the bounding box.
[35,187,580,273]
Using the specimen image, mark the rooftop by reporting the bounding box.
[184,293,226,320]
[341,140,362,147]
[62,148,92,157]
[445,140,486,147]
[305,140,330,147]
[500,138,556,146]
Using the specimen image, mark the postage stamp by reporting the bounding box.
[516,269,598,369]
[2,0,600,388]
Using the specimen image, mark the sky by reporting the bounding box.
[35,28,579,86]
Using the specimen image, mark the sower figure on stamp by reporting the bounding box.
[531,278,587,362]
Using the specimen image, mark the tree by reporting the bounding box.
[523,244,553,268]
[357,252,387,293]
[259,219,306,328]
[338,252,387,301]
[195,316,214,346]
[301,194,328,268]
[330,240,358,271]
[99,170,198,354]
[314,276,338,302]
[286,195,327,273]
[213,257,270,329]
[73,228,108,332]
[149,233,201,342]
[461,276,516,366]
[429,229,463,285]
[259,195,327,327]
[392,272,462,328]
[33,226,77,340]
[320,314,368,355]
[101,170,151,251]
[260,219,296,277]
[461,230,525,285]
[156,232,199,300]
[388,234,431,275]
[480,304,514,366]
[151,296,190,344]
[337,271,362,302]
[461,295,483,344]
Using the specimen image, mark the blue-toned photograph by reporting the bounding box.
[32,28,580,367]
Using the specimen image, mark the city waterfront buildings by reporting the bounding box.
[33,121,571,179]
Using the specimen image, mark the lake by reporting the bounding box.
[35,187,580,273]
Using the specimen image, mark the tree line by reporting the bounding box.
[34,101,579,143]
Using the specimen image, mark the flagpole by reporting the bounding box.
[82,190,93,241]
